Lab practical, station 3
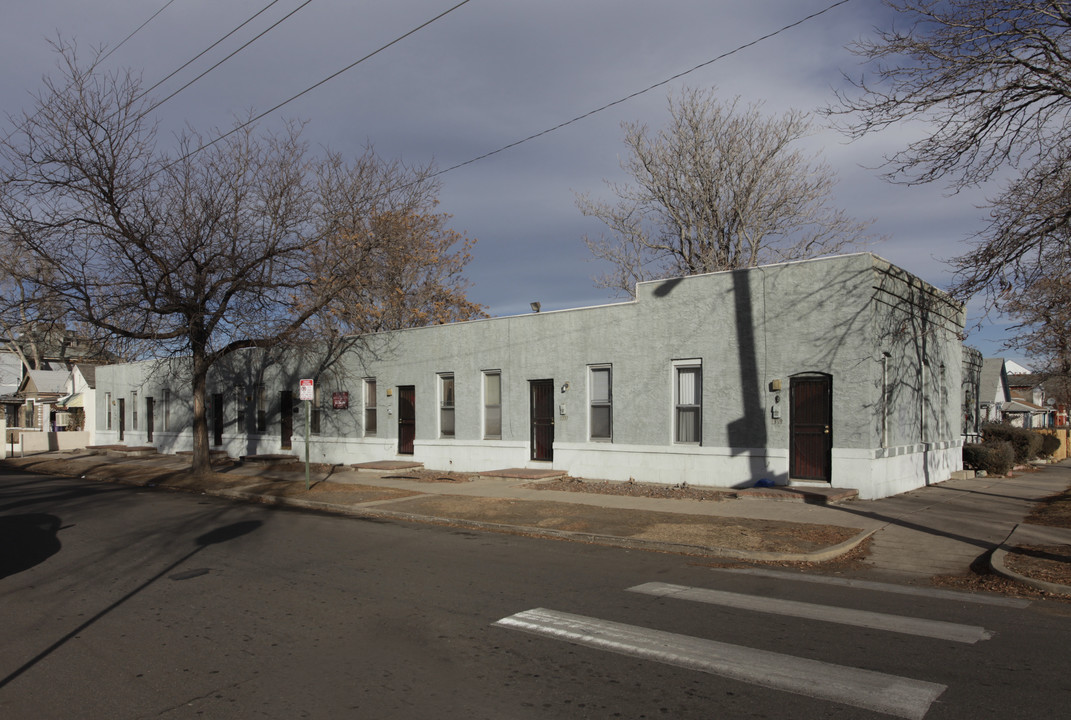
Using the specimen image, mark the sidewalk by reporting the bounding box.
[3,450,1069,594]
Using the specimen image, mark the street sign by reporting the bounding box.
[299,378,314,401]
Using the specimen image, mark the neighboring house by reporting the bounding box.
[94,253,966,500]
[0,330,113,430]
[11,369,69,430]
[978,358,1011,424]
[1006,373,1057,428]
[55,364,97,440]
[0,352,22,397]
[1000,399,1051,429]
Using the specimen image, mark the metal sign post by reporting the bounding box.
[299,379,314,489]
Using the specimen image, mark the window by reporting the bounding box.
[163,389,171,431]
[364,379,377,436]
[105,393,112,430]
[255,385,267,432]
[483,371,501,439]
[131,391,138,430]
[235,385,246,431]
[439,373,455,438]
[674,362,702,443]
[589,365,612,441]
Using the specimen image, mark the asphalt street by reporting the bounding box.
[2,465,1070,719]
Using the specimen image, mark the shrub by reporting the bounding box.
[963,442,1015,476]
[1039,432,1062,459]
[981,423,1044,463]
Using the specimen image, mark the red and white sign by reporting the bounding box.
[299,378,314,401]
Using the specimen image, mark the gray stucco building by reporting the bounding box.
[95,253,965,499]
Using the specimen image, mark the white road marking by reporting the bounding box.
[712,567,1031,607]
[494,608,946,720]
[628,582,991,644]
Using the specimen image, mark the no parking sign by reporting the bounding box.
[299,378,314,401]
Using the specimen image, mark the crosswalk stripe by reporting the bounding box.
[494,608,946,720]
[628,582,991,644]
[713,567,1031,608]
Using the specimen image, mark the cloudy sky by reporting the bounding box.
[0,0,1025,363]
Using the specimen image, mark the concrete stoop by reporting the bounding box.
[350,460,425,471]
[732,486,859,504]
[86,444,159,458]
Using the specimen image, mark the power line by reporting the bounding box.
[97,0,181,66]
[429,0,857,181]
[142,0,293,100]
[145,0,312,114]
[167,0,473,167]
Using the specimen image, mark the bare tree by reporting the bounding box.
[1002,243,1071,400]
[831,1,1071,312]
[0,46,482,474]
[577,88,873,296]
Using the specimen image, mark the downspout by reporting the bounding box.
[881,351,890,450]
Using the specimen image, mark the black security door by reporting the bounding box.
[213,393,224,446]
[118,398,125,442]
[790,374,832,481]
[280,390,294,450]
[398,386,416,455]
[530,379,554,461]
[146,397,154,442]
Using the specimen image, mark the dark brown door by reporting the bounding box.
[398,385,415,455]
[146,397,154,442]
[118,398,125,442]
[280,390,293,450]
[213,393,224,446]
[530,379,554,461]
[790,375,832,481]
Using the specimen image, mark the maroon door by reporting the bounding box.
[790,375,832,481]
[398,385,416,455]
[530,379,554,461]
[118,399,126,441]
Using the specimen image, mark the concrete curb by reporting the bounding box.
[990,533,1071,597]
[213,486,875,562]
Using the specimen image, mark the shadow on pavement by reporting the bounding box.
[0,513,63,579]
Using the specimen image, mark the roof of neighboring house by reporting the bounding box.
[1005,360,1033,374]
[980,358,1010,403]
[74,364,97,388]
[1001,399,1048,413]
[1008,373,1046,389]
[18,369,70,396]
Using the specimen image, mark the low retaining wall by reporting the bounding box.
[1038,427,1070,461]
[8,430,91,453]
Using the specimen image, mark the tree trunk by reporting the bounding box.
[190,343,212,478]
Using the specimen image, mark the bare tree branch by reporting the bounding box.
[579,88,875,296]
[0,44,483,474]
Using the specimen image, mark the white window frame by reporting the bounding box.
[364,378,377,437]
[588,365,612,442]
[131,390,138,430]
[439,373,455,438]
[673,360,702,444]
[163,389,171,431]
[105,393,112,430]
[483,370,502,439]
